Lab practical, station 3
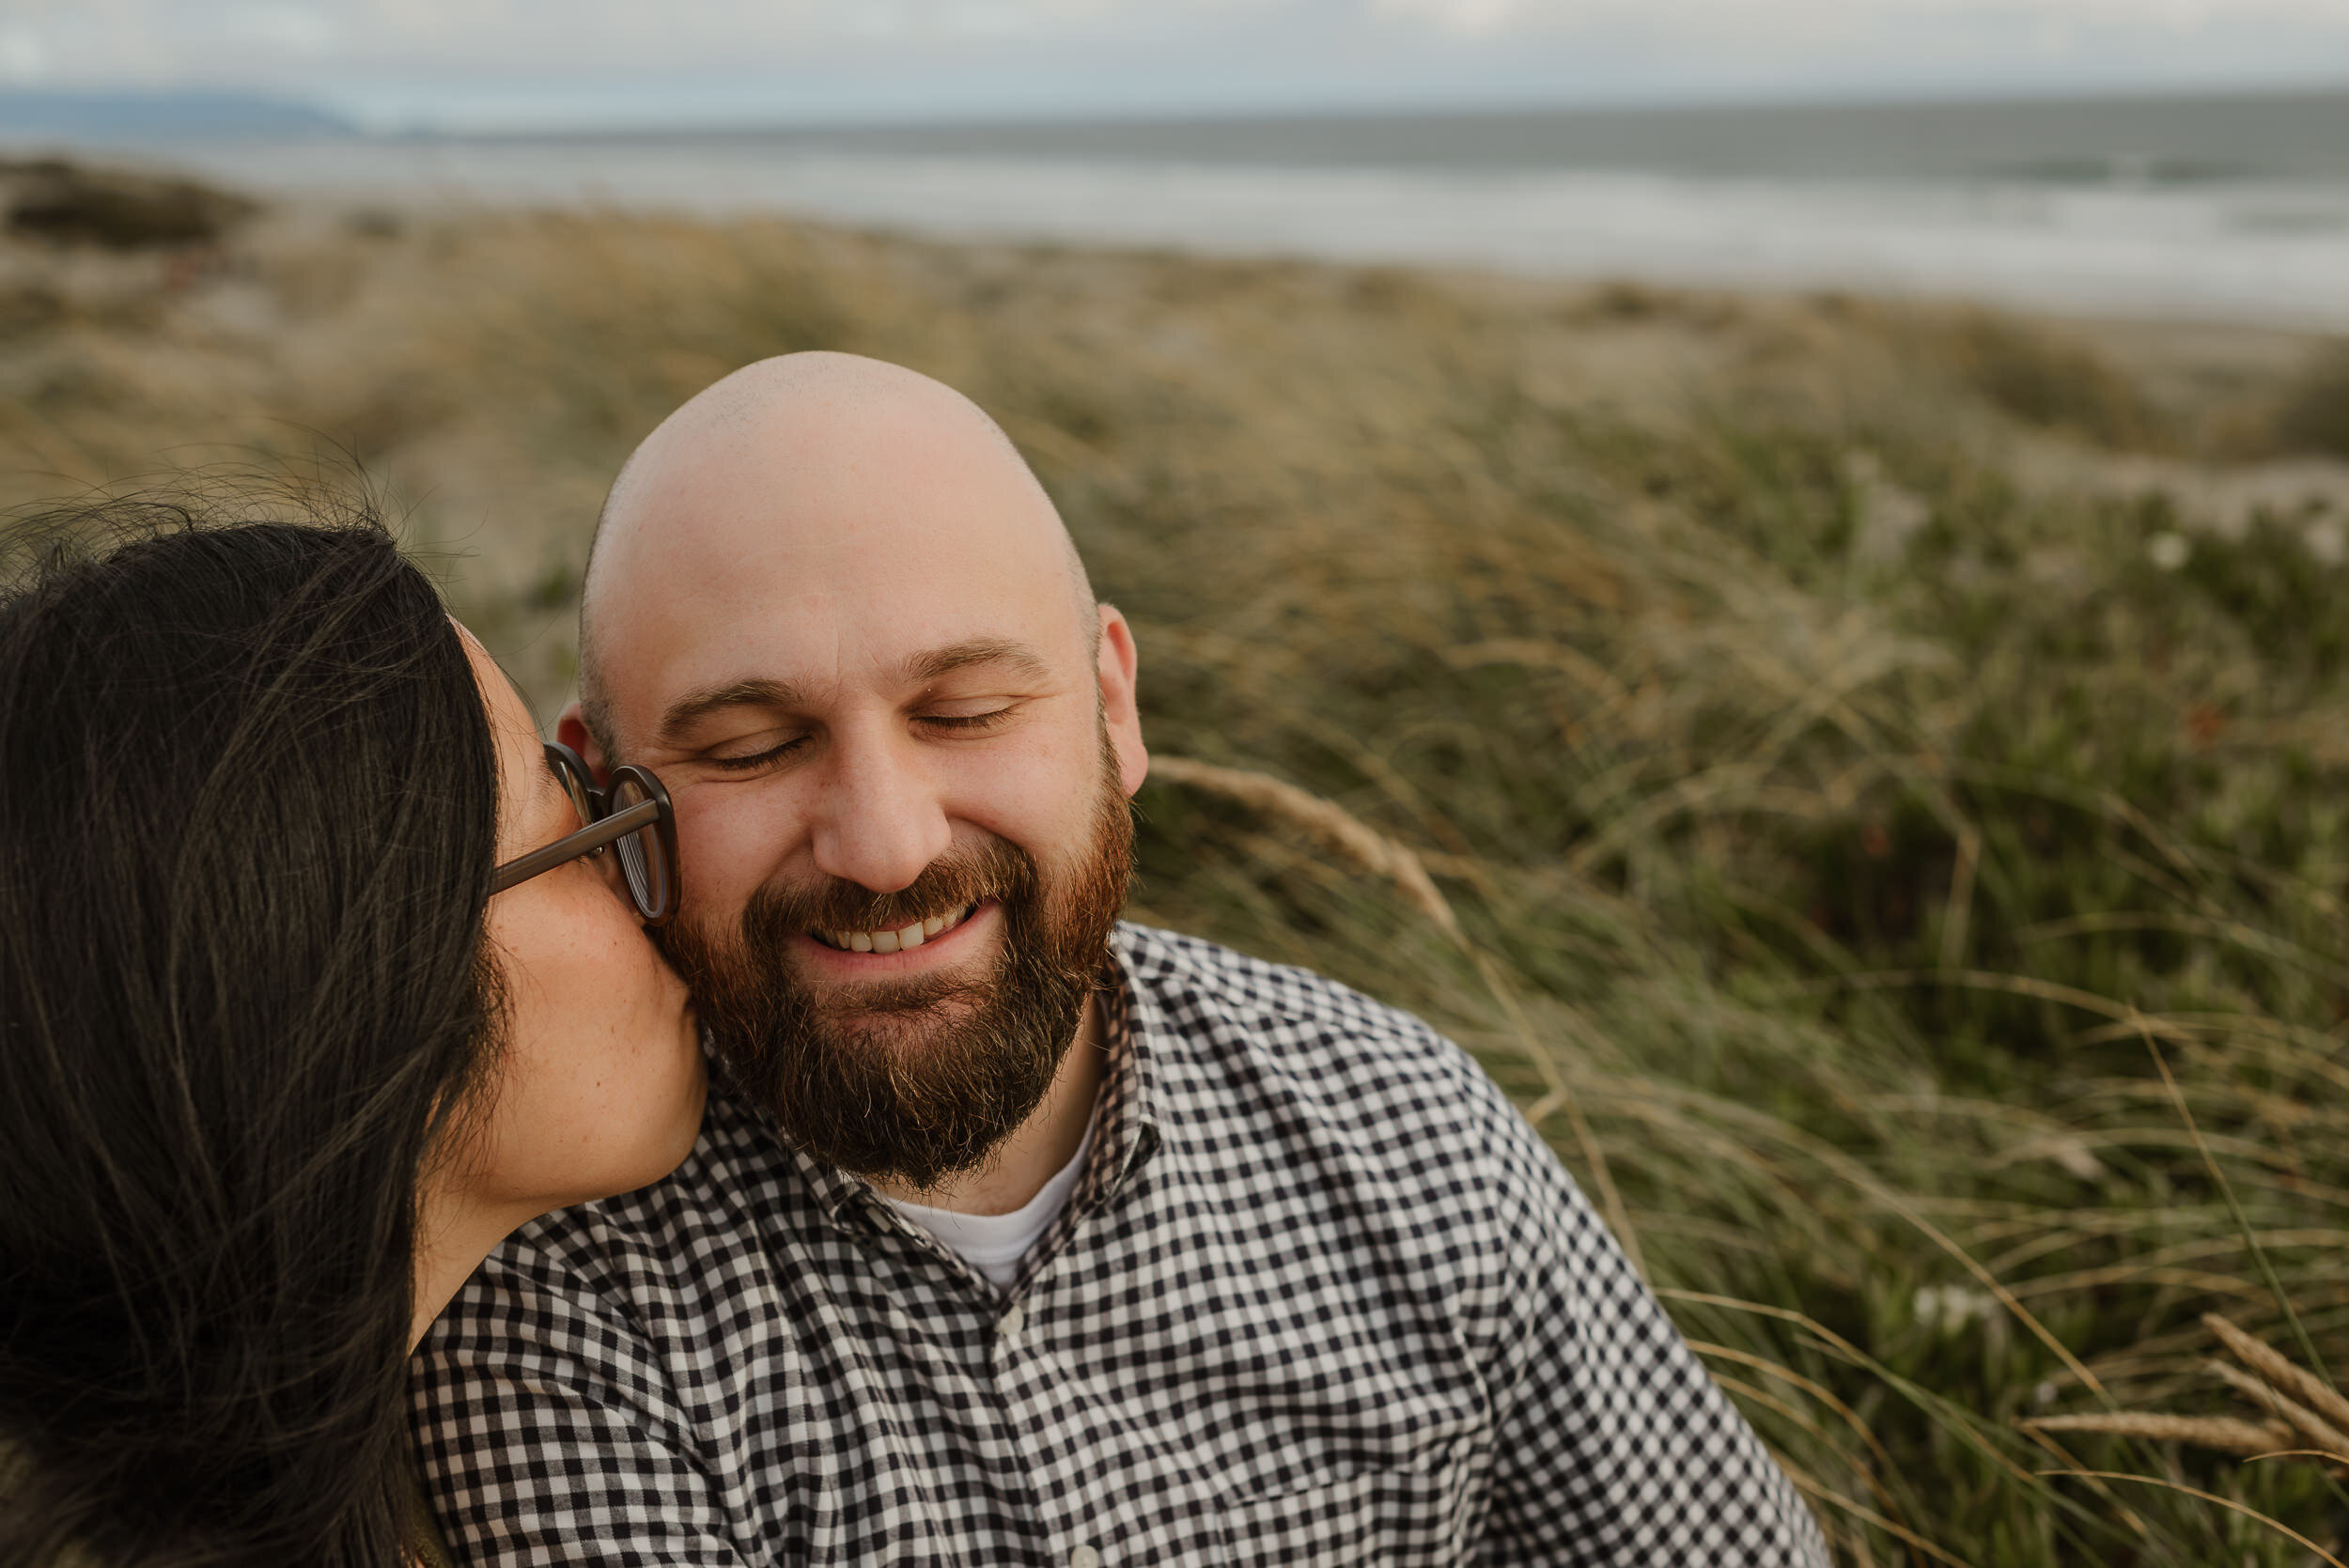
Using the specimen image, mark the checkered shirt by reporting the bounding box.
[410,923,1828,1566]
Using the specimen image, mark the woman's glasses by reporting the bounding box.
[490,741,679,926]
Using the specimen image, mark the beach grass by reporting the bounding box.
[8,171,2349,1564]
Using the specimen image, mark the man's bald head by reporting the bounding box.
[568,351,1151,1198]
[577,352,1094,754]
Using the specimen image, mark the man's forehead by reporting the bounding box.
[604,567,1082,736]
[609,519,1077,646]
[605,428,1066,600]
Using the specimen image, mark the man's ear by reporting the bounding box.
[1096,603,1148,799]
[555,702,611,784]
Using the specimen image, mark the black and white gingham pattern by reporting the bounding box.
[411,924,1828,1565]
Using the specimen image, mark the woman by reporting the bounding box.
[0,507,707,1565]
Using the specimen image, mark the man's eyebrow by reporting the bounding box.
[900,638,1052,689]
[656,677,809,744]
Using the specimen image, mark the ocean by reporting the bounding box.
[88,89,2349,332]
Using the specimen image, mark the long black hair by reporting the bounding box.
[0,505,504,1566]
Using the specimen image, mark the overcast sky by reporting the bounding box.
[5,0,2347,131]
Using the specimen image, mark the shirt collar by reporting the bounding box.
[1074,931,1162,1211]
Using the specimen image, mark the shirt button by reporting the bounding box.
[1069,1548,1101,1568]
[997,1304,1026,1340]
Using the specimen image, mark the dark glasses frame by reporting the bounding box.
[490,741,680,926]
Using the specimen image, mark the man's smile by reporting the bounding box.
[794,897,1000,973]
[807,899,982,954]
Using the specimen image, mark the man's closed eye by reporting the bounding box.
[707,737,810,772]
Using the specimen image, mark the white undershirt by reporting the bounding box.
[881,1110,1099,1288]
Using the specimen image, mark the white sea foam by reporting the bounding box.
[163,137,2349,330]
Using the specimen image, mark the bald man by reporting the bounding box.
[409,353,1827,1567]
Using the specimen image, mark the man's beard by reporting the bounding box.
[661,741,1134,1191]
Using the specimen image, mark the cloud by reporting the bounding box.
[224,4,342,54]
[0,26,52,82]
[1355,0,2349,81]
[1365,0,2347,33]
[6,0,2344,123]
[1373,0,1529,37]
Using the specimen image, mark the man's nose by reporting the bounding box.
[805,729,953,894]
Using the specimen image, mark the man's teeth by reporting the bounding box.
[821,904,974,954]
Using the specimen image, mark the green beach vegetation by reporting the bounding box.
[8,163,2349,1564]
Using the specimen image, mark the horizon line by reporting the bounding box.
[8,72,2349,143]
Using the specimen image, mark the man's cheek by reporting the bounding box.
[681,809,790,908]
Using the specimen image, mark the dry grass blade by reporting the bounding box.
[2205,1361,2349,1466]
[1781,1472,1981,1568]
[2248,1450,2349,1467]
[1691,1339,1904,1482]
[1147,755,1460,939]
[2021,1413,2295,1457]
[1442,637,1633,706]
[2206,1314,2349,1437]
[2016,1427,2151,1544]
[2037,1471,2349,1568]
